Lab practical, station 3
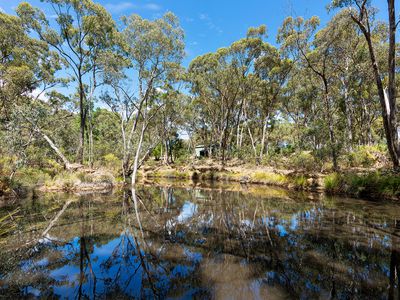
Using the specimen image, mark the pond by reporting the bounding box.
[0,181,399,299]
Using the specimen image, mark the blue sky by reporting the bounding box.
[0,0,393,67]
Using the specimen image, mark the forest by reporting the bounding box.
[0,0,399,199]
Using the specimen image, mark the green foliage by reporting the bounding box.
[324,172,400,198]
[324,173,342,193]
[251,172,287,185]
[0,0,397,196]
[288,151,318,171]
[343,145,387,168]
[293,175,309,188]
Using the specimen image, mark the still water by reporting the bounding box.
[0,181,399,299]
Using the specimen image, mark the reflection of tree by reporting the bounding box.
[1,185,400,299]
[77,198,97,299]
[389,220,400,300]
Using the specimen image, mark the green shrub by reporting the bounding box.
[289,151,317,171]
[344,145,387,168]
[102,153,121,171]
[324,171,399,198]
[324,173,342,193]
[16,168,52,186]
[251,172,287,185]
[293,175,308,188]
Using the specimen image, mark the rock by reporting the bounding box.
[239,176,250,183]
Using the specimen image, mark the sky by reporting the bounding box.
[0,0,394,67]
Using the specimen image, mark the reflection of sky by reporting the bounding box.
[290,214,299,231]
[176,201,198,223]
[46,235,145,298]
[16,230,204,299]
[276,224,287,237]
[4,186,399,299]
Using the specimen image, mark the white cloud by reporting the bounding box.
[143,3,161,11]
[198,13,223,34]
[105,2,161,14]
[199,13,208,20]
[30,89,49,102]
[105,2,137,14]
[0,6,5,13]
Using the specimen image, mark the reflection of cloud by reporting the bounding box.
[176,201,198,223]
[198,13,223,34]
[105,2,161,14]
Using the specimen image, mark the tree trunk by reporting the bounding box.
[341,75,353,151]
[76,75,86,165]
[259,114,269,162]
[39,130,73,170]
[352,4,400,168]
[131,122,146,186]
[387,0,400,168]
[247,126,257,159]
[326,93,338,171]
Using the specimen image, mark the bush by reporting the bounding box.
[102,153,121,172]
[343,145,387,168]
[289,151,317,171]
[323,171,400,198]
[251,172,287,185]
[15,168,52,186]
[324,173,342,193]
[293,175,308,189]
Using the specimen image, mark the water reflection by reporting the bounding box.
[0,183,399,299]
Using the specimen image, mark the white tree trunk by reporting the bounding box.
[131,122,146,186]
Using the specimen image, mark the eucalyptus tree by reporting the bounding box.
[16,0,119,165]
[280,65,320,152]
[104,12,184,184]
[278,16,343,170]
[253,43,292,161]
[156,87,187,164]
[188,50,241,163]
[188,26,267,163]
[331,0,400,168]
[0,11,77,170]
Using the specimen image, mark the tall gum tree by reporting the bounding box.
[331,0,400,168]
[0,12,75,170]
[16,0,118,165]
[278,16,344,170]
[112,12,184,185]
[188,26,268,164]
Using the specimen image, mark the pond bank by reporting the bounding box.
[141,165,400,201]
[1,164,399,201]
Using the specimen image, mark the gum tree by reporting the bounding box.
[17,0,118,165]
[331,0,400,168]
[107,12,184,184]
[0,11,75,170]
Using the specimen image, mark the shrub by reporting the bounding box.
[324,173,342,193]
[16,168,52,186]
[251,172,287,185]
[323,171,399,199]
[344,145,387,168]
[293,175,308,189]
[289,151,317,171]
[102,153,121,171]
